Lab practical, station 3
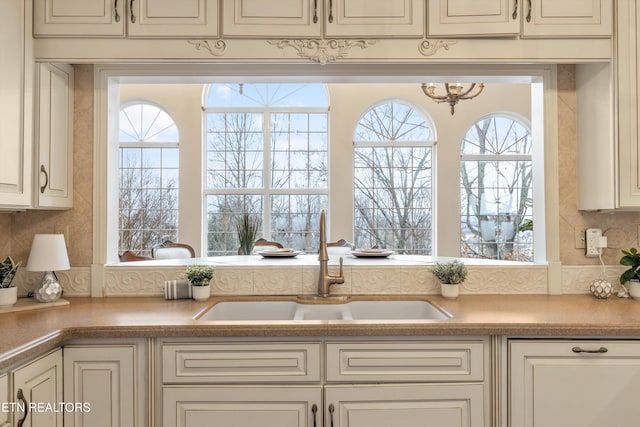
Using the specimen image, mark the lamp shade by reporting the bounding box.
[26,234,71,272]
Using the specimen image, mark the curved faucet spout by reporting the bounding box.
[317,210,344,297]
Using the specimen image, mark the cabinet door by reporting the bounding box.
[325,384,485,427]
[0,0,32,209]
[427,0,519,37]
[128,0,219,38]
[510,340,640,427]
[522,0,612,38]
[163,386,322,427]
[325,0,424,38]
[35,63,74,209]
[33,0,125,37]
[0,374,8,427]
[63,345,137,427]
[221,0,322,37]
[12,349,63,427]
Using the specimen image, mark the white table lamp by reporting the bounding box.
[26,234,70,303]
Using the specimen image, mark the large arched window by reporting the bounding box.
[118,102,179,257]
[203,83,329,255]
[460,113,533,261]
[353,101,435,254]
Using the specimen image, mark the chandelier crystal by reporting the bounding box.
[421,83,485,115]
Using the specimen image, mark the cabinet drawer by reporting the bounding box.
[162,342,321,383]
[326,340,486,382]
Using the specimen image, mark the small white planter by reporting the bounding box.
[629,280,640,300]
[440,283,460,299]
[0,287,18,307]
[191,284,211,301]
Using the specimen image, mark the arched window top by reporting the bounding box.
[461,113,531,156]
[119,101,179,143]
[204,83,329,108]
[353,101,435,143]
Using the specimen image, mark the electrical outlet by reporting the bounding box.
[575,228,586,249]
[585,228,602,257]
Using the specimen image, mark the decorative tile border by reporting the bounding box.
[10,264,623,298]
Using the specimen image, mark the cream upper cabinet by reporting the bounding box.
[221,0,322,37]
[34,0,219,38]
[12,349,63,427]
[34,63,74,209]
[510,340,640,427]
[428,0,612,38]
[325,0,425,38]
[523,0,612,38]
[33,0,125,37]
[427,0,519,37]
[128,0,219,38]
[616,0,640,208]
[221,0,424,38]
[579,0,640,210]
[0,0,33,210]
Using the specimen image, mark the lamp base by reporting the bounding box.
[34,271,62,303]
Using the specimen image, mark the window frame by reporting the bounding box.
[95,64,557,282]
[352,99,436,254]
[459,112,534,261]
[202,84,330,254]
[117,100,180,257]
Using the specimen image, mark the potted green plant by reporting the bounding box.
[0,256,21,307]
[235,213,261,255]
[184,264,215,301]
[432,260,468,299]
[620,248,640,299]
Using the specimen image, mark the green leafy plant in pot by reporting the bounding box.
[620,248,640,299]
[235,213,261,255]
[185,264,215,302]
[0,256,21,307]
[432,260,467,299]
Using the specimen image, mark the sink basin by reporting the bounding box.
[197,301,298,321]
[347,300,449,320]
[197,299,450,321]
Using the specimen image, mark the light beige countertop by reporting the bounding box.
[2,294,640,370]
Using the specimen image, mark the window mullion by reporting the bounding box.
[263,111,272,239]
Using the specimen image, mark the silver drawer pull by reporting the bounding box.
[572,346,608,354]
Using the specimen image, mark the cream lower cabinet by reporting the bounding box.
[163,386,322,427]
[11,348,63,427]
[0,374,9,427]
[509,340,640,427]
[159,338,488,427]
[63,340,148,427]
[325,384,485,427]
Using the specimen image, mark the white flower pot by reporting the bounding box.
[440,283,460,299]
[191,284,211,301]
[629,280,640,300]
[0,287,18,307]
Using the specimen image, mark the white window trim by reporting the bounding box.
[92,64,560,295]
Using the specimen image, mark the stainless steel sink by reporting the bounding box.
[196,299,450,321]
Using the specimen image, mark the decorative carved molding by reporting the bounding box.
[418,39,457,57]
[268,39,376,64]
[188,39,228,56]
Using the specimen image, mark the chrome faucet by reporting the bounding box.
[317,210,344,297]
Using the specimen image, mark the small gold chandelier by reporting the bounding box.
[421,83,485,115]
